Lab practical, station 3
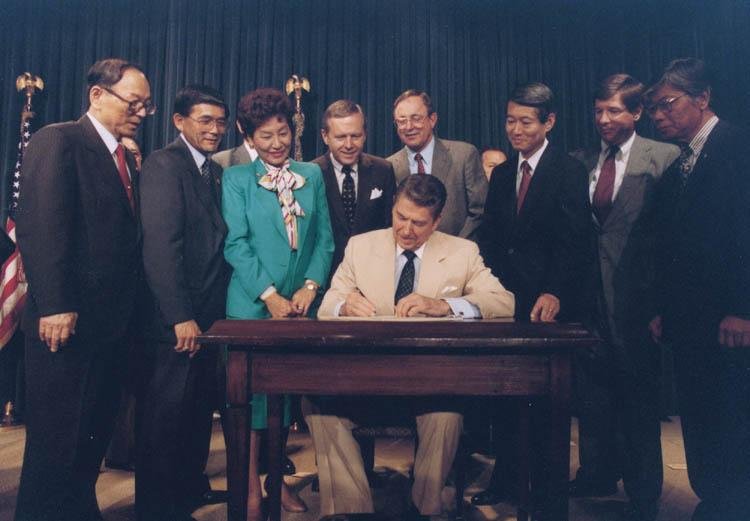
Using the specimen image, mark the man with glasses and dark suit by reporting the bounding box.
[137,85,231,521]
[646,58,750,521]
[15,58,152,521]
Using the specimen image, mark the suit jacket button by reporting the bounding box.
[508,248,514,255]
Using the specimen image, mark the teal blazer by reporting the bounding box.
[222,158,334,319]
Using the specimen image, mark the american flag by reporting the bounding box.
[0,114,31,348]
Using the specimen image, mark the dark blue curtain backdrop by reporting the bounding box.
[1,0,749,213]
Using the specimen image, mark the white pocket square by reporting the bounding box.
[441,285,458,295]
[370,188,383,200]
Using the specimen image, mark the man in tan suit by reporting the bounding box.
[312,175,514,520]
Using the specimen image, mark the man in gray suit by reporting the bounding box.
[387,89,487,240]
[213,90,259,168]
[570,74,679,521]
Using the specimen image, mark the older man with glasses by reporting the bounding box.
[15,58,153,521]
[387,89,487,241]
[646,57,750,521]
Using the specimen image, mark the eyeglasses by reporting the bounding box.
[101,86,156,116]
[645,93,688,116]
[187,116,228,130]
[394,114,429,129]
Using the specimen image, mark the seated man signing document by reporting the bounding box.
[318,174,515,319]
[312,175,514,520]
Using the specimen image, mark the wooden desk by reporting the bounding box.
[200,319,598,521]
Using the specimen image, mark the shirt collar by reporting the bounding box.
[517,138,549,173]
[407,135,435,166]
[180,134,207,170]
[86,112,119,155]
[330,153,358,175]
[243,141,258,161]
[688,115,719,157]
[396,242,427,260]
[600,131,636,158]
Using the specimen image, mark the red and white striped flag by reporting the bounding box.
[0,116,31,348]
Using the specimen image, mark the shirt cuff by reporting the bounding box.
[260,286,277,301]
[444,298,481,319]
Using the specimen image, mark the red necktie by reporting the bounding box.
[415,153,426,174]
[516,160,532,214]
[592,145,618,223]
[115,144,134,211]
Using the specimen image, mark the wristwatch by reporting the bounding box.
[305,281,318,292]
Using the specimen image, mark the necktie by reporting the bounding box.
[394,250,417,304]
[115,144,134,211]
[200,156,213,186]
[677,144,694,185]
[516,160,532,214]
[341,165,356,228]
[415,153,426,174]
[592,145,619,223]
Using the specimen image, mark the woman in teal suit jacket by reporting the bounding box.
[222,88,333,518]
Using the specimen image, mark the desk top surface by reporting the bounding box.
[200,319,599,352]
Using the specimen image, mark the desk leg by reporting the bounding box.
[226,350,250,521]
[546,353,572,521]
[267,394,283,521]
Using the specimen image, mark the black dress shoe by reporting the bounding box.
[186,489,229,511]
[568,477,618,497]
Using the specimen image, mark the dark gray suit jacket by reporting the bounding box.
[312,152,396,278]
[575,134,679,347]
[387,136,487,240]
[139,137,230,342]
[213,142,255,169]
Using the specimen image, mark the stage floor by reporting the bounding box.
[0,417,698,520]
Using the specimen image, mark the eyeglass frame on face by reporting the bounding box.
[645,93,689,116]
[100,85,156,116]
[394,114,430,129]
[186,115,228,130]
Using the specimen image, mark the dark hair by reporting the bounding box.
[321,99,366,131]
[645,57,712,101]
[173,84,228,117]
[393,89,435,115]
[236,88,293,137]
[394,175,447,219]
[86,58,145,95]
[594,74,644,112]
[509,82,556,122]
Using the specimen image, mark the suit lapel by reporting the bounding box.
[391,148,410,182]
[320,155,347,230]
[171,138,224,231]
[431,138,452,185]
[232,144,251,166]
[416,233,446,298]
[517,147,553,222]
[604,135,649,227]
[372,231,397,310]
[79,115,135,220]
[353,155,374,228]
[252,160,289,242]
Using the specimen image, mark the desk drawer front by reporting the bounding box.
[251,354,550,396]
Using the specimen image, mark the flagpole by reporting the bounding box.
[0,73,43,429]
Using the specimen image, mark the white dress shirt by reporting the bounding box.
[515,139,549,193]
